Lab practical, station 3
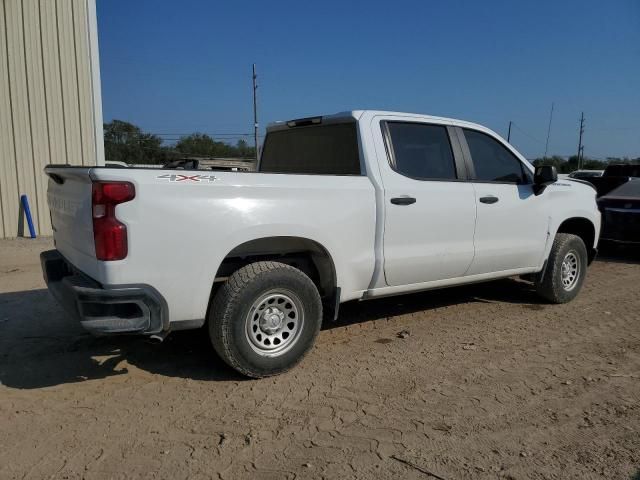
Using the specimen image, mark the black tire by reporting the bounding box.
[208,261,322,378]
[536,233,588,304]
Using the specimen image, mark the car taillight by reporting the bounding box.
[92,181,135,261]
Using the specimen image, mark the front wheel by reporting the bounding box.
[536,233,588,303]
[209,261,322,378]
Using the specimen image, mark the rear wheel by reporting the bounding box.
[536,233,588,303]
[209,261,322,378]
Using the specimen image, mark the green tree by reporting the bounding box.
[104,121,259,164]
[235,139,256,159]
[175,133,226,156]
[532,156,565,171]
[175,134,256,159]
[104,120,171,164]
[582,159,608,170]
[532,155,608,173]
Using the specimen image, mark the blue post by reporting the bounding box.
[20,194,37,238]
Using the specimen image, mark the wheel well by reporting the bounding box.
[556,217,597,263]
[214,237,337,299]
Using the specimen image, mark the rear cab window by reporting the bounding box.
[259,122,361,175]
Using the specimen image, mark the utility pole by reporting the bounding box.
[252,63,259,163]
[580,146,584,168]
[577,112,585,170]
[507,121,512,143]
[544,102,554,158]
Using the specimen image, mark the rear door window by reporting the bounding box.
[385,122,457,180]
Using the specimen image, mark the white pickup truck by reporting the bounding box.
[42,110,601,377]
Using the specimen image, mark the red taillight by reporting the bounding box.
[92,182,135,261]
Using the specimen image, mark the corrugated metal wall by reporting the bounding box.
[0,0,103,238]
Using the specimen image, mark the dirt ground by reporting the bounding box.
[0,238,638,480]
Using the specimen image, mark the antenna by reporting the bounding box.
[544,102,554,158]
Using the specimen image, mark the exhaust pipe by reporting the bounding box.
[148,330,170,344]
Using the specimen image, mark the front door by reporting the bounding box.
[461,128,549,275]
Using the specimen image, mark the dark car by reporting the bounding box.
[597,179,640,244]
[568,169,604,179]
[587,164,640,197]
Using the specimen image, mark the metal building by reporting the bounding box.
[0,0,104,238]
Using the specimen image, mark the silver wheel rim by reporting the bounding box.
[561,251,580,291]
[245,289,304,357]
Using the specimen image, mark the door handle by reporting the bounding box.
[390,196,416,205]
[479,195,499,204]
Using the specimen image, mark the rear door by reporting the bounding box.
[378,120,477,286]
[460,128,548,274]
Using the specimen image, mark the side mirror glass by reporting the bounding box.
[533,165,557,194]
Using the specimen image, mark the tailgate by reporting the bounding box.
[45,166,98,276]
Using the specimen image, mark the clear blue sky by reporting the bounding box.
[97,0,640,159]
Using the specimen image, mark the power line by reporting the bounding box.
[510,122,546,145]
[150,132,257,136]
[124,143,255,159]
[114,133,265,140]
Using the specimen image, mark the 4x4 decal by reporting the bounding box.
[156,174,218,183]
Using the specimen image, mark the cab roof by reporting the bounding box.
[267,110,491,134]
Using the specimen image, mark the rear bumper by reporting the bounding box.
[40,250,168,335]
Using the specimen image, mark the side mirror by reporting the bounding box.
[533,165,557,195]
